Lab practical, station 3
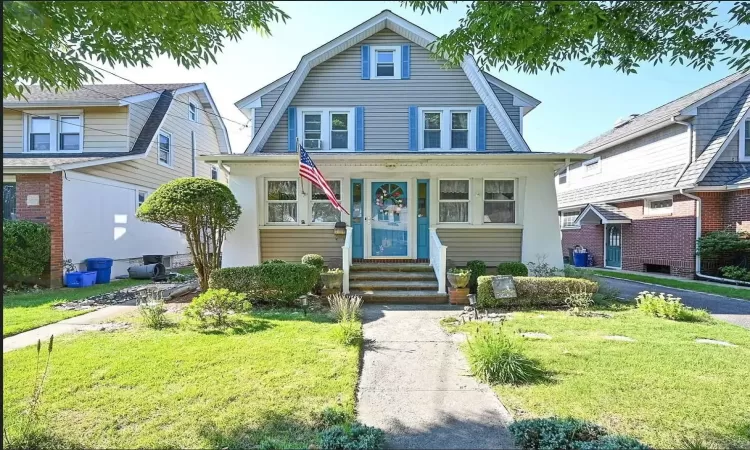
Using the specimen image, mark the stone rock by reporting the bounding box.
[491,276,517,299]
[520,332,552,340]
[603,335,636,342]
[695,338,737,347]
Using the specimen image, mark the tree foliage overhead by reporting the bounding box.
[3,1,289,99]
[404,1,750,74]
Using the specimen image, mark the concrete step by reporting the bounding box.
[350,271,437,282]
[350,280,439,292]
[351,290,449,304]
[351,263,433,273]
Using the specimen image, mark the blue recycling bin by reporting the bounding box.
[86,258,114,284]
[573,252,589,268]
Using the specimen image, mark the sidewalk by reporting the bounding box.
[3,302,136,353]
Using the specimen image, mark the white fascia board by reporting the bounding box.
[3,166,53,174]
[119,91,161,105]
[177,83,233,154]
[680,74,750,116]
[54,154,145,171]
[173,84,204,96]
[234,72,293,110]
[199,151,590,164]
[3,100,117,108]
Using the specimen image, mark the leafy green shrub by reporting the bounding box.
[719,265,750,282]
[509,417,607,450]
[3,220,51,284]
[209,263,319,305]
[636,291,711,322]
[466,328,542,385]
[697,230,750,259]
[302,253,325,270]
[477,276,599,308]
[313,406,352,429]
[328,293,363,322]
[574,435,651,450]
[262,259,286,265]
[497,261,528,276]
[318,422,385,450]
[565,291,594,314]
[527,256,560,277]
[185,288,251,328]
[467,260,487,293]
[137,295,169,329]
[333,320,363,346]
[564,264,596,281]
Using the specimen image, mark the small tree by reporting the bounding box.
[137,178,241,291]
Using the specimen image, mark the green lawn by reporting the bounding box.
[591,269,750,300]
[3,309,359,449]
[450,306,750,449]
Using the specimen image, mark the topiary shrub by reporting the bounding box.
[302,254,325,271]
[509,417,607,450]
[185,288,251,328]
[497,261,528,277]
[467,260,487,293]
[3,220,51,285]
[477,276,598,308]
[262,259,287,265]
[209,264,319,305]
[137,177,241,291]
[318,422,385,450]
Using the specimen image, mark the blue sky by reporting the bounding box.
[99,1,747,153]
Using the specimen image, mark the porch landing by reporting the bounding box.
[350,263,448,304]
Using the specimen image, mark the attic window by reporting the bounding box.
[583,157,601,176]
[188,101,198,122]
[376,50,394,77]
[558,167,568,185]
[370,46,401,79]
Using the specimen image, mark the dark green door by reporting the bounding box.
[605,224,622,268]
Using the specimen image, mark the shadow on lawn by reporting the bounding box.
[198,412,317,449]
[196,318,275,336]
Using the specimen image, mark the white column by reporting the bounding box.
[222,172,260,267]
[521,165,564,269]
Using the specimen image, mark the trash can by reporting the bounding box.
[65,271,97,288]
[86,258,114,284]
[573,252,589,268]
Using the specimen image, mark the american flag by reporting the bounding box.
[299,144,349,215]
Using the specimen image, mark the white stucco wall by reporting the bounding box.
[63,171,190,278]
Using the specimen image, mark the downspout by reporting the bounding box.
[671,117,693,184]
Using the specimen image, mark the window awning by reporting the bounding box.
[574,203,632,225]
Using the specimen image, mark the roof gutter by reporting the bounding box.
[671,116,693,186]
[198,152,592,164]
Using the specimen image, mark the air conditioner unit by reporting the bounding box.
[304,139,322,150]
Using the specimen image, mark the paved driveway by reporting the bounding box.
[598,277,750,329]
[357,305,514,449]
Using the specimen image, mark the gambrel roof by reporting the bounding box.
[243,10,534,154]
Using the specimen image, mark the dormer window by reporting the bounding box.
[25,113,83,152]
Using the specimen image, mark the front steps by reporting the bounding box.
[349,263,448,304]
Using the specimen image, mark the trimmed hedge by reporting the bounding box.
[509,417,648,450]
[209,263,319,305]
[497,262,529,276]
[302,254,325,270]
[467,260,487,294]
[477,276,598,308]
[3,220,51,284]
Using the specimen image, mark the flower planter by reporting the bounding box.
[449,287,470,305]
[447,272,470,289]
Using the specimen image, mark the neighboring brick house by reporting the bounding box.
[3,84,229,286]
[557,73,750,279]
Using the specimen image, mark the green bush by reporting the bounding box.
[262,259,286,265]
[574,435,651,450]
[302,253,325,270]
[477,276,599,308]
[209,264,319,305]
[185,288,251,328]
[636,291,711,322]
[318,422,385,450]
[497,261,528,276]
[3,220,51,284]
[467,260,487,293]
[466,328,542,385]
[719,265,750,282]
[333,320,363,346]
[509,417,606,450]
[696,230,750,259]
[313,406,352,429]
[137,296,169,329]
[563,264,596,281]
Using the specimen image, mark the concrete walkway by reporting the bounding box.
[598,277,750,329]
[3,302,137,353]
[357,305,514,449]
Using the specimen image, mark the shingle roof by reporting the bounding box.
[3,83,196,104]
[3,156,107,168]
[699,162,750,186]
[587,203,631,222]
[573,72,750,154]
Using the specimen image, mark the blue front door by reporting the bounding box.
[605,224,622,268]
[351,179,364,258]
[416,179,429,259]
[371,182,408,257]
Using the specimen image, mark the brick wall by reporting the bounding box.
[725,189,750,233]
[699,191,726,233]
[14,173,63,287]
[561,225,604,267]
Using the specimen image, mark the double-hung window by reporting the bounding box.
[211,166,218,180]
[330,113,348,149]
[303,113,322,149]
[158,131,172,167]
[423,112,442,149]
[311,180,342,223]
[375,50,395,77]
[58,116,81,151]
[558,167,568,185]
[741,119,750,162]
[483,180,515,223]
[29,117,52,151]
[298,108,354,151]
[451,112,469,149]
[420,108,474,150]
[26,113,83,152]
[438,179,470,223]
[559,210,580,229]
[188,101,198,122]
[267,180,298,223]
[137,190,148,209]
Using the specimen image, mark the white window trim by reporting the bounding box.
[558,166,568,185]
[309,178,343,224]
[297,108,355,151]
[265,178,300,225]
[644,195,674,216]
[136,189,150,210]
[22,111,84,153]
[157,130,173,168]
[210,165,218,180]
[740,119,750,162]
[370,45,402,80]
[188,100,198,122]
[482,178,517,225]
[582,156,601,176]
[418,107,476,151]
[437,178,471,224]
[559,208,581,230]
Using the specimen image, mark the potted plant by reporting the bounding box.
[447,268,471,305]
[319,268,344,293]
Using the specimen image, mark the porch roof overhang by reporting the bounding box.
[574,203,632,226]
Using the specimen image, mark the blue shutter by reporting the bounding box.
[355,106,365,152]
[408,106,418,151]
[476,105,486,151]
[401,45,411,79]
[361,45,370,80]
[287,107,297,152]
